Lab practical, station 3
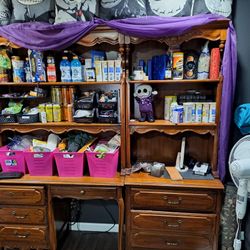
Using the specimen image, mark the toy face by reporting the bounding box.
[204,0,232,17]
[135,85,152,99]
[148,0,187,16]
[17,0,44,5]
[101,0,123,8]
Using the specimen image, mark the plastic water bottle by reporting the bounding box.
[60,56,71,82]
[71,56,83,82]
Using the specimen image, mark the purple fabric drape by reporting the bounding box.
[0,14,237,181]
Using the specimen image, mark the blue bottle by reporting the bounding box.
[60,56,71,82]
[71,56,83,82]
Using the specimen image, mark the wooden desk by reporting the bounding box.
[0,174,124,250]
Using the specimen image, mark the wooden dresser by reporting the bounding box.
[125,173,224,250]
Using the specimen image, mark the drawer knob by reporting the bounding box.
[165,241,179,247]
[12,211,27,219]
[80,190,85,195]
[164,219,182,228]
[14,231,30,238]
[163,196,182,205]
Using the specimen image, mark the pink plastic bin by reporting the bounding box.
[54,151,85,177]
[0,146,27,173]
[24,151,54,176]
[86,149,119,178]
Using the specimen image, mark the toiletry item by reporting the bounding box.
[202,103,210,123]
[60,56,71,82]
[47,56,57,82]
[209,48,220,79]
[172,52,184,80]
[46,103,53,122]
[165,52,172,79]
[95,60,103,82]
[101,61,108,81]
[71,56,83,82]
[184,52,198,79]
[164,96,175,121]
[85,68,96,81]
[195,103,203,123]
[108,60,115,81]
[170,100,178,123]
[197,41,210,79]
[52,104,61,122]
[183,102,195,123]
[115,60,122,81]
[209,102,216,123]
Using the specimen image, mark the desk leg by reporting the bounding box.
[118,188,124,250]
[48,186,57,250]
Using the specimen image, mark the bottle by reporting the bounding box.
[24,57,32,82]
[60,56,71,82]
[197,41,210,79]
[71,56,83,82]
[165,51,172,79]
[47,56,57,82]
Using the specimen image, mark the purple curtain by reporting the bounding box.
[0,14,237,181]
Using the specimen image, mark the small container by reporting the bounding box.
[61,87,68,105]
[67,104,73,122]
[67,86,75,104]
[209,102,216,123]
[12,56,25,83]
[202,103,210,123]
[164,96,175,121]
[172,105,183,123]
[195,103,203,123]
[46,104,53,122]
[183,102,195,123]
[172,52,184,80]
[53,104,62,122]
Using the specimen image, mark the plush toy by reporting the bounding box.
[134,84,158,122]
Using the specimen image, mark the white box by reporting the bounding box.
[108,60,115,81]
[115,60,122,81]
[202,103,210,123]
[209,102,216,123]
[101,61,108,81]
[195,103,202,123]
[94,61,102,82]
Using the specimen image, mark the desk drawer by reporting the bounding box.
[51,186,117,200]
[0,206,46,224]
[0,225,47,243]
[0,186,45,205]
[131,210,216,234]
[131,231,212,250]
[130,188,217,212]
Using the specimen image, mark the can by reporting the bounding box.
[38,104,47,123]
[62,105,68,121]
[53,104,62,122]
[67,86,75,104]
[172,52,184,80]
[61,86,68,105]
[183,102,195,123]
[209,102,216,123]
[46,103,53,122]
[51,87,56,103]
[54,87,62,104]
[202,103,210,123]
[195,103,203,123]
[164,96,175,121]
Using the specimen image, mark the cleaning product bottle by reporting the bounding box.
[71,56,83,82]
[60,56,71,82]
[197,41,210,79]
[24,57,32,82]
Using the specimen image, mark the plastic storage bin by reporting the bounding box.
[17,113,39,124]
[0,146,26,173]
[54,151,85,177]
[0,114,16,123]
[24,151,54,176]
[86,148,119,177]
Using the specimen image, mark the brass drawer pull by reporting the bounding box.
[80,190,85,195]
[164,219,182,228]
[12,211,28,219]
[165,241,179,246]
[163,196,182,205]
[14,231,30,238]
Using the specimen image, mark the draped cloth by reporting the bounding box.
[0,14,237,181]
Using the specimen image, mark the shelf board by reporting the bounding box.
[0,173,124,186]
[129,120,216,135]
[124,172,223,189]
[0,122,121,134]
[0,81,121,86]
[128,79,219,84]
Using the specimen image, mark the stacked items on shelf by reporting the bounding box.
[164,91,216,124]
[131,41,220,81]
[0,47,122,83]
[73,90,118,123]
[0,133,120,177]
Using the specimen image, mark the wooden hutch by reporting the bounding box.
[0,20,229,250]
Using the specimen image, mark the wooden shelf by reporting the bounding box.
[128,79,220,84]
[129,120,216,135]
[0,173,124,186]
[0,81,121,86]
[0,122,121,134]
[124,172,223,189]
